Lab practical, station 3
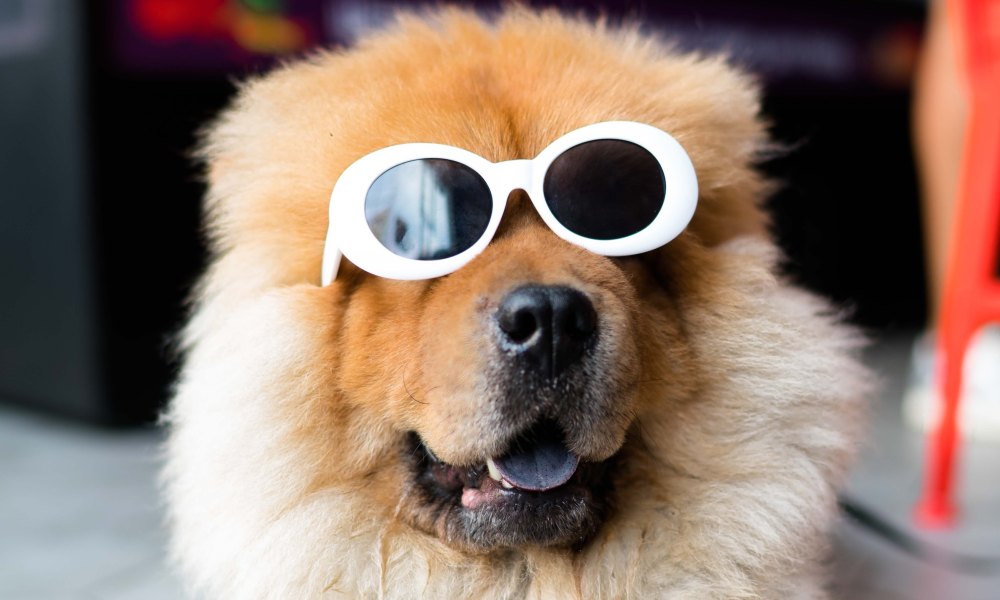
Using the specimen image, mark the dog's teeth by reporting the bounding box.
[486,458,502,481]
[500,479,513,489]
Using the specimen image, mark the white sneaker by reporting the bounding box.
[903,326,1000,443]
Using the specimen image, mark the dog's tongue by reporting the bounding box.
[493,437,579,492]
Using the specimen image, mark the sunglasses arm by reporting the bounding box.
[320,242,342,286]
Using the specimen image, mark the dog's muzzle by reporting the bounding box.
[398,281,635,551]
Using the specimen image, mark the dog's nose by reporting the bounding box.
[495,285,597,379]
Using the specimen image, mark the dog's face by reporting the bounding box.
[295,28,767,549]
[187,8,782,560]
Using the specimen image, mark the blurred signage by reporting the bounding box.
[112,0,921,92]
[114,0,320,70]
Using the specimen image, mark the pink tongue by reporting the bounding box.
[493,438,579,492]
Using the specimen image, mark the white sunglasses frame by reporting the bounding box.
[321,121,698,284]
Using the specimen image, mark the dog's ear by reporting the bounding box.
[642,54,775,247]
[192,63,351,307]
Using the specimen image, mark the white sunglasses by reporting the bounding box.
[321,121,698,284]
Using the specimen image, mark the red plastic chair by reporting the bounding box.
[915,0,1000,528]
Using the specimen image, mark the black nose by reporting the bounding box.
[495,285,597,379]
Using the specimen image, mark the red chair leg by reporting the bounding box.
[913,0,1000,529]
[914,326,971,527]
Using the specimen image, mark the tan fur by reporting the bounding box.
[165,7,869,598]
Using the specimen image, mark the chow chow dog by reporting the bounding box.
[164,7,869,599]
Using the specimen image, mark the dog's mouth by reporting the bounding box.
[404,419,616,551]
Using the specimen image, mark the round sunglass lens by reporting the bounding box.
[543,139,665,240]
[365,159,493,261]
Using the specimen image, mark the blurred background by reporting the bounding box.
[2,0,997,598]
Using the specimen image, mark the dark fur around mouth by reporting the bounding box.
[400,422,617,552]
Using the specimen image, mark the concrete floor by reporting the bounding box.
[832,333,1000,600]
[0,411,181,600]
[2,332,999,599]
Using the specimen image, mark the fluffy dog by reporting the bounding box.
[165,8,869,599]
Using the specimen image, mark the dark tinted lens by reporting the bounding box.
[365,159,492,260]
[543,140,665,240]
